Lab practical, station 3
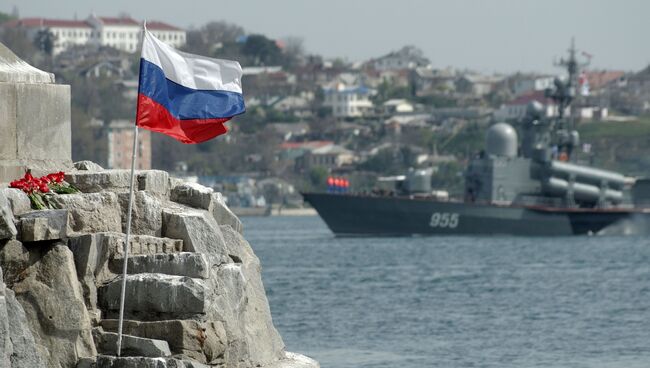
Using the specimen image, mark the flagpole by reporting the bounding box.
[116,123,138,357]
[116,21,146,357]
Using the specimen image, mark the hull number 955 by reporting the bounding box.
[429,212,459,228]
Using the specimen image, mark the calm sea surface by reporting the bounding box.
[242,215,650,368]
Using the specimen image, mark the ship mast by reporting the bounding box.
[548,38,590,125]
[541,38,590,160]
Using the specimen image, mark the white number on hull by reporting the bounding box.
[429,212,459,228]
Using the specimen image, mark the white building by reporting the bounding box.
[373,45,431,71]
[2,15,185,55]
[323,83,376,118]
[513,75,555,97]
[2,18,94,55]
[382,99,414,114]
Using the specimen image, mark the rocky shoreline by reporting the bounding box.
[0,161,319,368]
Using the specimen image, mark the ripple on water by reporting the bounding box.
[243,216,650,368]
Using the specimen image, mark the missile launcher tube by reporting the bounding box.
[543,177,623,203]
[548,160,626,188]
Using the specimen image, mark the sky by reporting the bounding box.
[5,0,650,74]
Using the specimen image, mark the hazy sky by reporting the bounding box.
[6,0,650,73]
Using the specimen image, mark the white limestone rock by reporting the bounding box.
[64,170,132,193]
[170,182,213,210]
[5,285,48,368]
[206,226,286,367]
[74,161,104,171]
[100,319,226,365]
[19,209,68,242]
[0,188,31,216]
[118,191,163,236]
[212,192,243,234]
[94,355,212,368]
[266,352,321,368]
[99,274,206,314]
[0,272,10,368]
[137,170,169,198]
[104,233,183,258]
[0,191,17,240]
[92,328,171,358]
[67,233,113,316]
[161,205,228,261]
[2,243,97,368]
[110,252,209,279]
[49,192,122,233]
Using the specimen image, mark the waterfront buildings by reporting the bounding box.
[2,15,185,55]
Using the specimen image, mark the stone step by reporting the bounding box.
[107,233,184,258]
[92,327,171,358]
[99,274,206,314]
[109,252,209,279]
[100,319,226,365]
[92,355,211,368]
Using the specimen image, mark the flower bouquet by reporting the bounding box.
[10,170,79,209]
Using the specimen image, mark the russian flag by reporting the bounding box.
[136,27,245,144]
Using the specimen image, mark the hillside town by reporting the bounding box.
[2,11,650,212]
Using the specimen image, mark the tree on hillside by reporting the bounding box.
[0,11,15,24]
[183,21,245,58]
[203,21,245,43]
[241,34,283,66]
[33,29,56,56]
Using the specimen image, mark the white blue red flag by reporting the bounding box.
[136,27,245,144]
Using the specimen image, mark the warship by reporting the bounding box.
[303,42,650,236]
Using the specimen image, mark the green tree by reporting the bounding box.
[241,34,282,66]
[308,167,329,190]
[33,29,56,56]
[183,21,245,57]
[0,11,15,24]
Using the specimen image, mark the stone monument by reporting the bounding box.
[0,41,319,367]
[0,41,72,183]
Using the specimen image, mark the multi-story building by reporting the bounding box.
[1,18,93,55]
[323,83,376,118]
[2,15,185,55]
[107,120,151,170]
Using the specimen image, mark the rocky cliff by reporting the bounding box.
[0,161,318,368]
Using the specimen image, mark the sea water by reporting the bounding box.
[242,216,650,368]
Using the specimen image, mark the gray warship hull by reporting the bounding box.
[302,193,650,236]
